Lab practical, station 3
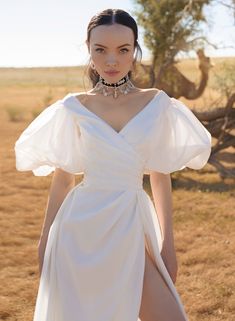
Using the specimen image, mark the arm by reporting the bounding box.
[40,168,75,239]
[149,171,174,243]
[38,168,75,275]
[149,170,178,283]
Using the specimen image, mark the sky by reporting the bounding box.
[0,0,235,68]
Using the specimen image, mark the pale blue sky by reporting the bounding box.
[1,0,235,67]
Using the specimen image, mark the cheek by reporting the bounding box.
[124,49,135,63]
[90,50,103,64]
[91,55,101,65]
[124,54,134,65]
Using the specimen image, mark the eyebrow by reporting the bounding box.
[93,43,131,48]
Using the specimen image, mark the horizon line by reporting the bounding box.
[0,55,234,69]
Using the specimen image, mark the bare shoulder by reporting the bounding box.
[139,88,161,95]
[136,88,162,101]
[74,91,91,104]
[73,88,162,106]
[74,91,87,98]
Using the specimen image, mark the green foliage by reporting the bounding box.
[132,0,211,65]
[211,61,235,99]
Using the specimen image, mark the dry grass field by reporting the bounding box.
[0,57,235,321]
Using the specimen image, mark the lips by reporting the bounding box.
[104,70,120,75]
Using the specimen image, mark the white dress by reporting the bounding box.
[14,90,212,321]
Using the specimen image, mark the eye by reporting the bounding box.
[95,48,104,53]
[120,48,129,53]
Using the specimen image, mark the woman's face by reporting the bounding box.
[87,23,135,83]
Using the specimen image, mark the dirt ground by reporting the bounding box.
[0,60,235,320]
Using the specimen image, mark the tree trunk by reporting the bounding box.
[193,93,235,178]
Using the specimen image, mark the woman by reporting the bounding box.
[14,8,211,321]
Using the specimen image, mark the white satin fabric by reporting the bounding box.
[14,90,211,321]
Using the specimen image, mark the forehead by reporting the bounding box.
[89,23,134,46]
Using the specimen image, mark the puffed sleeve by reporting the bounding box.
[145,94,212,174]
[14,99,83,176]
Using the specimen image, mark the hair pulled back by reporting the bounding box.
[86,8,142,87]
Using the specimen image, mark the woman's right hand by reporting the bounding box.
[37,234,48,277]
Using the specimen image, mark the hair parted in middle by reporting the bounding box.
[85,8,142,87]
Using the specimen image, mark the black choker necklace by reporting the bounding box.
[92,74,136,99]
[101,75,129,87]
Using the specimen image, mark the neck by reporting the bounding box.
[92,73,136,99]
[100,75,129,87]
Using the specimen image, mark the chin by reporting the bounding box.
[103,73,127,83]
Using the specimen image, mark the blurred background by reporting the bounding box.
[1,0,235,67]
[0,1,235,321]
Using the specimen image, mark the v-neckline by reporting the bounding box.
[70,90,163,135]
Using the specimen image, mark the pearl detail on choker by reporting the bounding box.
[92,74,136,99]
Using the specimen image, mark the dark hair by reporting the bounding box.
[86,8,142,87]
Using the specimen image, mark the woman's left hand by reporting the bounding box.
[160,242,178,284]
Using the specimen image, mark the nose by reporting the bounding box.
[105,55,118,67]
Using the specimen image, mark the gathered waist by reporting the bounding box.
[81,172,144,191]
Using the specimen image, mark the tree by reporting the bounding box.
[134,0,210,64]
[131,0,235,178]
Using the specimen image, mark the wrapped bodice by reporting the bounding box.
[81,142,145,190]
[14,91,212,179]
